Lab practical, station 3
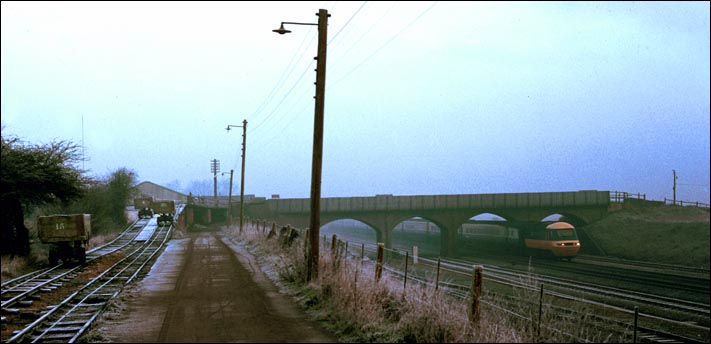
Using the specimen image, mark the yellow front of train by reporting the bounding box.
[546,222,581,257]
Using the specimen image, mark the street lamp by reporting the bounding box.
[273,9,329,281]
[226,120,247,233]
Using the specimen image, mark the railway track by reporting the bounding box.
[453,241,710,301]
[575,254,710,276]
[523,256,710,297]
[1,207,183,343]
[1,219,145,312]
[342,237,710,343]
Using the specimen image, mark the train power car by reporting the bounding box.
[134,197,154,219]
[152,200,175,225]
[37,214,91,266]
[520,221,581,260]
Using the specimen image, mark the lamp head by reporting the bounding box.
[272,23,291,35]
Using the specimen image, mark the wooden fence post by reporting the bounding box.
[303,228,310,262]
[404,251,409,290]
[353,263,359,312]
[284,224,292,246]
[331,234,337,255]
[435,257,441,290]
[375,243,384,282]
[470,265,483,324]
[633,306,639,343]
[537,283,544,338]
[267,223,276,239]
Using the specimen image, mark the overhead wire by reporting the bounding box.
[328,1,368,45]
[328,2,393,72]
[251,1,366,138]
[331,1,438,87]
[245,2,439,177]
[249,56,315,135]
[249,27,317,133]
[247,2,369,156]
[249,25,316,122]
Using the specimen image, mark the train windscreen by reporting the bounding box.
[548,229,578,240]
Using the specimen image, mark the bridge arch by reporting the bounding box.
[456,213,518,257]
[243,190,611,257]
[320,218,379,246]
[321,217,379,233]
[390,217,443,256]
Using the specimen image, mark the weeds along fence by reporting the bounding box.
[238,219,639,343]
[330,237,631,343]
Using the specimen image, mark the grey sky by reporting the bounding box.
[2,1,709,203]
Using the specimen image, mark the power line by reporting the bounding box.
[331,1,438,86]
[250,59,315,134]
[250,2,440,168]
[249,3,367,145]
[328,1,368,45]
[249,23,317,122]
[248,99,312,158]
[250,3,365,137]
[329,2,394,71]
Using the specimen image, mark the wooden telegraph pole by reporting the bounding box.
[673,169,678,205]
[211,159,219,199]
[307,9,329,281]
[239,120,247,233]
[226,121,247,233]
[273,9,330,281]
[227,169,234,225]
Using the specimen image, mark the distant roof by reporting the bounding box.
[135,181,188,199]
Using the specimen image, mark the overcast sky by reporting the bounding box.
[2,1,709,203]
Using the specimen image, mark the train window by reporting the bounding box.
[548,229,578,240]
[529,229,546,240]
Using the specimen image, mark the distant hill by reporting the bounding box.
[578,205,710,268]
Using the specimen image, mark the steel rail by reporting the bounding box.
[6,222,172,343]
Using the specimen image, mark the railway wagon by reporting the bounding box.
[37,214,91,265]
[520,221,580,260]
[152,200,175,225]
[134,197,154,219]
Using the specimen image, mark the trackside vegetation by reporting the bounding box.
[579,205,709,268]
[223,203,708,343]
[228,222,635,343]
[1,133,140,281]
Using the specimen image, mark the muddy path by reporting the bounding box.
[93,230,337,343]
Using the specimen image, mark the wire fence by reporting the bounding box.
[238,219,644,343]
[610,191,709,209]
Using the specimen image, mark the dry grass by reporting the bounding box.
[1,232,116,283]
[1,255,28,281]
[88,232,120,249]
[1,239,50,282]
[229,223,561,343]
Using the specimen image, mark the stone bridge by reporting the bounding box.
[240,190,610,256]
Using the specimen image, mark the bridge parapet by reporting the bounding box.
[267,190,610,214]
